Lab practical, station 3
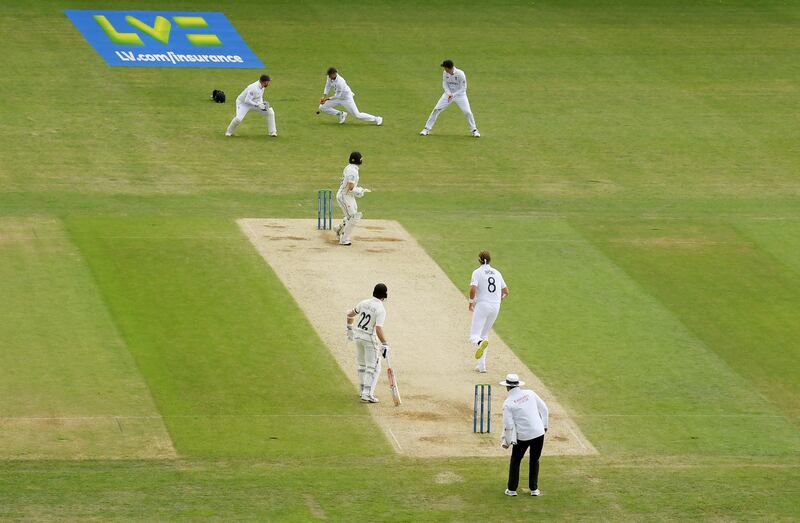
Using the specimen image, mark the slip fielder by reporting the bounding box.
[346,283,391,403]
[469,250,508,372]
[225,74,277,137]
[334,151,371,246]
[420,59,480,137]
[318,67,383,126]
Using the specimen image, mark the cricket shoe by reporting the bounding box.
[360,395,379,403]
[225,132,233,137]
[269,132,277,137]
[472,129,481,138]
[419,128,430,136]
[475,365,487,374]
[339,241,352,246]
[376,116,383,126]
[338,112,348,124]
[531,489,540,496]
[504,489,517,497]
[475,339,489,360]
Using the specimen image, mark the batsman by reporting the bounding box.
[334,151,371,246]
[346,283,390,403]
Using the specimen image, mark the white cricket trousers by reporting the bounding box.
[226,102,276,135]
[355,338,381,398]
[319,97,379,123]
[336,190,359,244]
[424,93,477,131]
[470,302,500,370]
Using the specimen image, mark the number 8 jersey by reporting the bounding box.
[352,297,387,341]
[470,264,507,304]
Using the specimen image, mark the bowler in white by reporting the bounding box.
[500,373,548,497]
[346,283,390,403]
[469,250,508,372]
[420,59,480,137]
[318,67,383,126]
[225,74,277,137]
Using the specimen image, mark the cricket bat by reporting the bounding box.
[387,366,402,406]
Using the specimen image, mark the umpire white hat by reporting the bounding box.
[499,373,525,387]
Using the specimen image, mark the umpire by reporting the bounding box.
[500,373,549,497]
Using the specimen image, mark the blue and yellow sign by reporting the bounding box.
[65,10,263,68]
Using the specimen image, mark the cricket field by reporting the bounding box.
[1,0,798,520]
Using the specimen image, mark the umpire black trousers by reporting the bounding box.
[507,435,545,491]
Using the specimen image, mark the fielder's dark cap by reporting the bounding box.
[373,283,388,299]
[327,67,338,75]
[260,74,271,82]
[441,59,454,68]
[349,151,363,165]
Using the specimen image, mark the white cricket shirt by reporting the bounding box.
[443,67,467,96]
[338,164,359,194]
[236,80,264,107]
[323,75,354,99]
[352,297,386,342]
[470,264,507,304]
[502,387,549,441]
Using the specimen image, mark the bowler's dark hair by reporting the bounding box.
[260,74,271,82]
[327,67,338,75]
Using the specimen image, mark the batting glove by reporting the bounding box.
[346,326,354,341]
[381,344,390,359]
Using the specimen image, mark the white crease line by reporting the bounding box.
[565,423,590,451]
[388,428,403,453]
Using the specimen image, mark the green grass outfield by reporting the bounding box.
[1,0,799,519]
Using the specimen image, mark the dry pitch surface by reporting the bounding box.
[240,219,595,457]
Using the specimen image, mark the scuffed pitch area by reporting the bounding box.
[239,219,596,457]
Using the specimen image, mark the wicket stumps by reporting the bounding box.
[473,384,492,433]
[317,190,333,230]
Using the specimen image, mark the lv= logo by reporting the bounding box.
[93,15,222,46]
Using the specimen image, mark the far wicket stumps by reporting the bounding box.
[473,384,492,433]
[317,189,333,230]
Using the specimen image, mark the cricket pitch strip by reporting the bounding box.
[239,219,596,458]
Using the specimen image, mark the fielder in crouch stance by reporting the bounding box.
[226,74,277,137]
[420,59,480,137]
[469,250,508,372]
[318,67,383,126]
[335,151,371,246]
[500,373,548,497]
[346,283,390,403]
